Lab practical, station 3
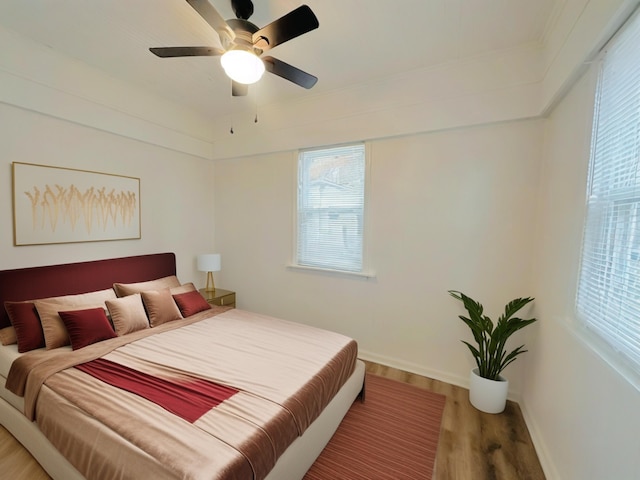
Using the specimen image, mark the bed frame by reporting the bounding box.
[0,253,177,329]
[0,253,365,480]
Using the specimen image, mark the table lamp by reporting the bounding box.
[197,254,221,292]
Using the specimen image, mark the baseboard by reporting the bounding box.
[518,400,560,480]
[358,349,468,389]
[357,349,524,402]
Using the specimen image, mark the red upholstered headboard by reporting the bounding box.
[0,253,176,329]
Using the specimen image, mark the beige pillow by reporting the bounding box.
[44,288,117,306]
[0,326,17,346]
[140,289,183,327]
[34,300,110,349]
[105,294,150,336]
[30,288,117,350]
[113,275,181,297]
[170,282,197,295]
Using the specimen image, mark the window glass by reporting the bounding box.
[297,143,366,272]
[576,10,640,372]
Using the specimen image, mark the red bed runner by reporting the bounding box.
[75,358,238,423]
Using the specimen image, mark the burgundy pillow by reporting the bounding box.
[4,301,45,352]
[172,290,211,317]
[58,307,117,350]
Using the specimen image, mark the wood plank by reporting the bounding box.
[0,425,50,480]
[363,360,546,480]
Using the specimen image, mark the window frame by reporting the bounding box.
[574,8,640,383]
[290,142,374,278]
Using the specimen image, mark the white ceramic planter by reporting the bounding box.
[469,368,509,414]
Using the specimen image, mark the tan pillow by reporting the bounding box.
[140,289,183,327]
[34,299,110,349]
[30,288,117,350]
[170,282,197,295]
[113,276,181,297]
[0,326,17,346]
[106,294,150,336]
[44,288,117,306]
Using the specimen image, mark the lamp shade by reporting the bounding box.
[220,49,265,84]
[197,254,221,272]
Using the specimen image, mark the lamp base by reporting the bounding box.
[205,272,216,293]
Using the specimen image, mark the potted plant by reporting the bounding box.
[448,290,536,414]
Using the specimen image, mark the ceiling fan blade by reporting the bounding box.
[232,81,249,96]
[252,5,318,52]
[263,56,317,89]
[186,0,235,44]
[149,46,224,58]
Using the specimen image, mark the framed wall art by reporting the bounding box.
[12,162,141,246]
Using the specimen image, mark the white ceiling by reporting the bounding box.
[0,0,561,122]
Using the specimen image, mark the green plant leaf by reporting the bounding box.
[448,290,536,380]
[462,341,482,370]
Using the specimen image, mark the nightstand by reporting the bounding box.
[200,288,236,308]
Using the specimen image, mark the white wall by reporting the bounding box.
[0,101,216,285]
[0,26,214,160]
[213,120,542,393]
[1,2,638,479]
[523,67,640,480]
[0,23,218,283]
[210,4,640,479]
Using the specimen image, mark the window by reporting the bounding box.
[296,143,366,273]
[576,10,640,372]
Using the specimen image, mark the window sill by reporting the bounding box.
[286,264,376,280]
[562,318,640,394]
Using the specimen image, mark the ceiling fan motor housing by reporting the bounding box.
[225,18,262,53]
[231,0,254,20]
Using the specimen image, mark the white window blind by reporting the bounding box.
[296,143,365,272]
[576,10,640,371]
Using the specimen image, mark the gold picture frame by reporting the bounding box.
[12,162,141,246]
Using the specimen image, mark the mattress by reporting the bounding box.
[6,308,359,480]
[0,342,29,411]
[1,342,75,411]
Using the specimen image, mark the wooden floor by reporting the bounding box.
[0,361,545,480]
[364,361,546,480]
[0,427,50,480]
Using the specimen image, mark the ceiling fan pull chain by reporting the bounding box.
[254,86,259,123]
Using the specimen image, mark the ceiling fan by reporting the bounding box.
[150,0,319,97]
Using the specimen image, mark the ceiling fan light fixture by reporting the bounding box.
[221,49,265,85]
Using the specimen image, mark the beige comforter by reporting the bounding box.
[6,308,358,480]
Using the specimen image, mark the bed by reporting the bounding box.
[0,253,365,480]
